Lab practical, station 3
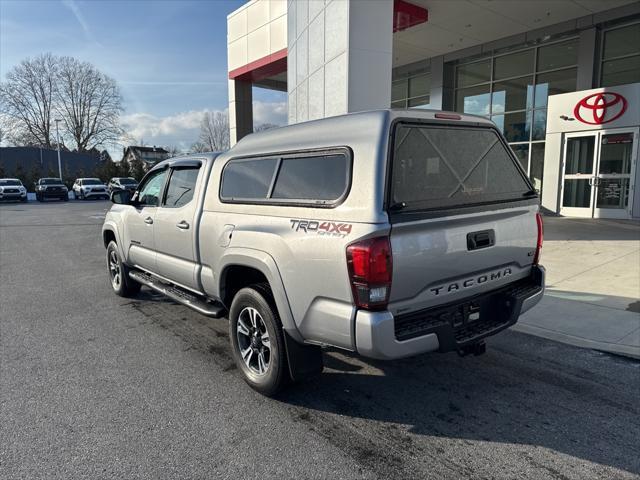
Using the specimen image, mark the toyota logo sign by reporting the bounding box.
[573,92,627,125]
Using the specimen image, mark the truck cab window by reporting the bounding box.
[137,169,167,206]
[164,167,200,208]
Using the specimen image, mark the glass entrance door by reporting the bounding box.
[593,129,638,219]
[561,133,598,218]
[561,128,638,218]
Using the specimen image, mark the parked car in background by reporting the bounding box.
[108,177,138,195]
[35,178,68,202]
[0,178,28,202]
[102,109,545,396]
[73,178,109,200]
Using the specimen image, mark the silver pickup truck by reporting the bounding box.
[102,109,544,395]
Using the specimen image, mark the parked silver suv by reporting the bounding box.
[73,178,109,200]
[102,109,545,395]
[0,178,27,202]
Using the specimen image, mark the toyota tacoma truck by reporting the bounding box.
[35,178,68,201]
[102,109,545,395]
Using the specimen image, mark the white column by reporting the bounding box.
[288,0,393,124]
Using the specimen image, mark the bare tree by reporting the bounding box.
[0,53,57,147]
[189,141,208,153]
[55,56,123,152]
[199,111,229,151]
[254,123,279,132]
[165,145,181,156]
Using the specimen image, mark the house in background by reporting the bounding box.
[121,146,169,172]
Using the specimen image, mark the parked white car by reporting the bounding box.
[0,178,28,202]
[73,178,109,200]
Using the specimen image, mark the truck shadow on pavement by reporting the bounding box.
[128,289,639,476]
[278,333,640,476]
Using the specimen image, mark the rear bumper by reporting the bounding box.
[355,266,545,360]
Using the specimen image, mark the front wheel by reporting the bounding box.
[106,240,141,297]
[229,285,289,396]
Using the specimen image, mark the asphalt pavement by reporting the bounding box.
[1,201,639,479]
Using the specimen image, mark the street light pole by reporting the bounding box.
[54,119,62,179]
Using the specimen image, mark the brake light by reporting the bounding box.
[346,236,392,310]
[434,113,461,120]
[534,212,543,265]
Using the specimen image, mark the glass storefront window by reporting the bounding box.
[456,60,491,87]
[537,38,579,71]
[456,84,490,116]
[534,68,577,108]
[392,80,407,103]
[603,23,640,59]
[511,144,529,172]
[601,22,640,87]
[601,55,640,88]
[493,50,534,80]
[532,109,546,141]
[491,76,534,113]
[409,74,430,98]
[408,96,430,108]
[391,73,430,109]
[496,111,530,142]
[529,143,545,193]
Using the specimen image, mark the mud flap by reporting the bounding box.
[283,331,324,382]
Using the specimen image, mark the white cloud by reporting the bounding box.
[61,0,99,46]
[253,101,287,126]
[112,100,288,159]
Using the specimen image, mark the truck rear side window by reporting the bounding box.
[391,125,530,211]
[220,158,278,200]
[271,154,347,201]
[221,150,350,206]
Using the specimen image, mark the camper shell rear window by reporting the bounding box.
[389,123,533,213]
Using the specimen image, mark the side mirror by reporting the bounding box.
[111,189,132,205]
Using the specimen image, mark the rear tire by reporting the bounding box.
[229,285,289,396]
[106,240,141,297]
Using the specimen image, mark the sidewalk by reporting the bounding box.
[516,217,640,359]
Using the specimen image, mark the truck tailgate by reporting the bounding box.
[386,121,540,317]
[388,205,538,316]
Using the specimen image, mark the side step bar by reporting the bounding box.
[129,270,225,318]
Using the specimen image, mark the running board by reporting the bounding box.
[129,270,225,318]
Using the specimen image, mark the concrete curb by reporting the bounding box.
[513,323,640,360]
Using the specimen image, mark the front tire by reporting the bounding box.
[229,285,289,396]
[106,240,141,297]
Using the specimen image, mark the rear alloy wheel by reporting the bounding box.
[229,286,288,396]
[106,240,141,297]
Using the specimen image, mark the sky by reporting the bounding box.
[0,0,288,158]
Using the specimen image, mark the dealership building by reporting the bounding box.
[227,0,640,219]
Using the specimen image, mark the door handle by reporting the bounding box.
[176,220,190,230]
[144,217,153,225]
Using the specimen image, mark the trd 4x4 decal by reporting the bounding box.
[290,219,353,237]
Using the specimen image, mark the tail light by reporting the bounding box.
[534,212,543,265]
[346,236,392,310]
